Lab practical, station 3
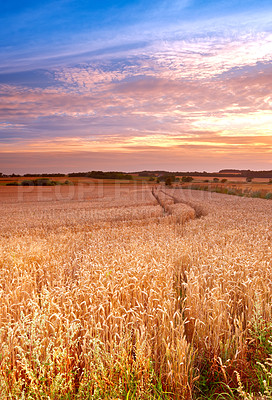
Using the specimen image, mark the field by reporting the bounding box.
[181,176,271,183]
[177,177,272,200]
[0,184,272,399]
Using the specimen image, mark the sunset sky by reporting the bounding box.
[1,0,272,173]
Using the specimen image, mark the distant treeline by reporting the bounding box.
[6,178,70,187]
[0,171,133,180]
[23,173,66,177]
[137,170,272,178]
[219,169,272,178]
[138,170,236,177]
[67,171,133,180]
[1,169,272,179]
[0,173,66,178]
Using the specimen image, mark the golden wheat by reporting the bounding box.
[0,184,271,398]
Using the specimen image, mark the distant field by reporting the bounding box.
[0,176,147,185]
[0,184,272,398]
[0,183,150,203]
[187,175,271,183]
[177,176,272,199]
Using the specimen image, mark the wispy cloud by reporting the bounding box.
[1,0,272,172]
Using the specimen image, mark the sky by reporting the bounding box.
[0,0,272,173]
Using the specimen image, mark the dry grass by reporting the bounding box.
[179,180,272,199]
[0,184,271,399]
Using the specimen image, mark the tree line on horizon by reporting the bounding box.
[1,169,272,179]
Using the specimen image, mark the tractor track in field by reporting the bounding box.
[151,187,204,223]
[160,189,206,218]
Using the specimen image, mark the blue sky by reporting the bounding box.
[1,0,272,173]
[2,0,272,73]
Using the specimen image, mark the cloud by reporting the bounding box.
[1,3,272,172]
[0,69,57,88]
[1,0,272,74]
[1,54,272,151]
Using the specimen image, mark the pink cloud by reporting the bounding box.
[1,29,272,172]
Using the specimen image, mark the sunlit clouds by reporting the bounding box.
[1,0,272,172]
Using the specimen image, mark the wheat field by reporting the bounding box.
[0,184,271,399]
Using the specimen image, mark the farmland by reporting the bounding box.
[0,184,272,399]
